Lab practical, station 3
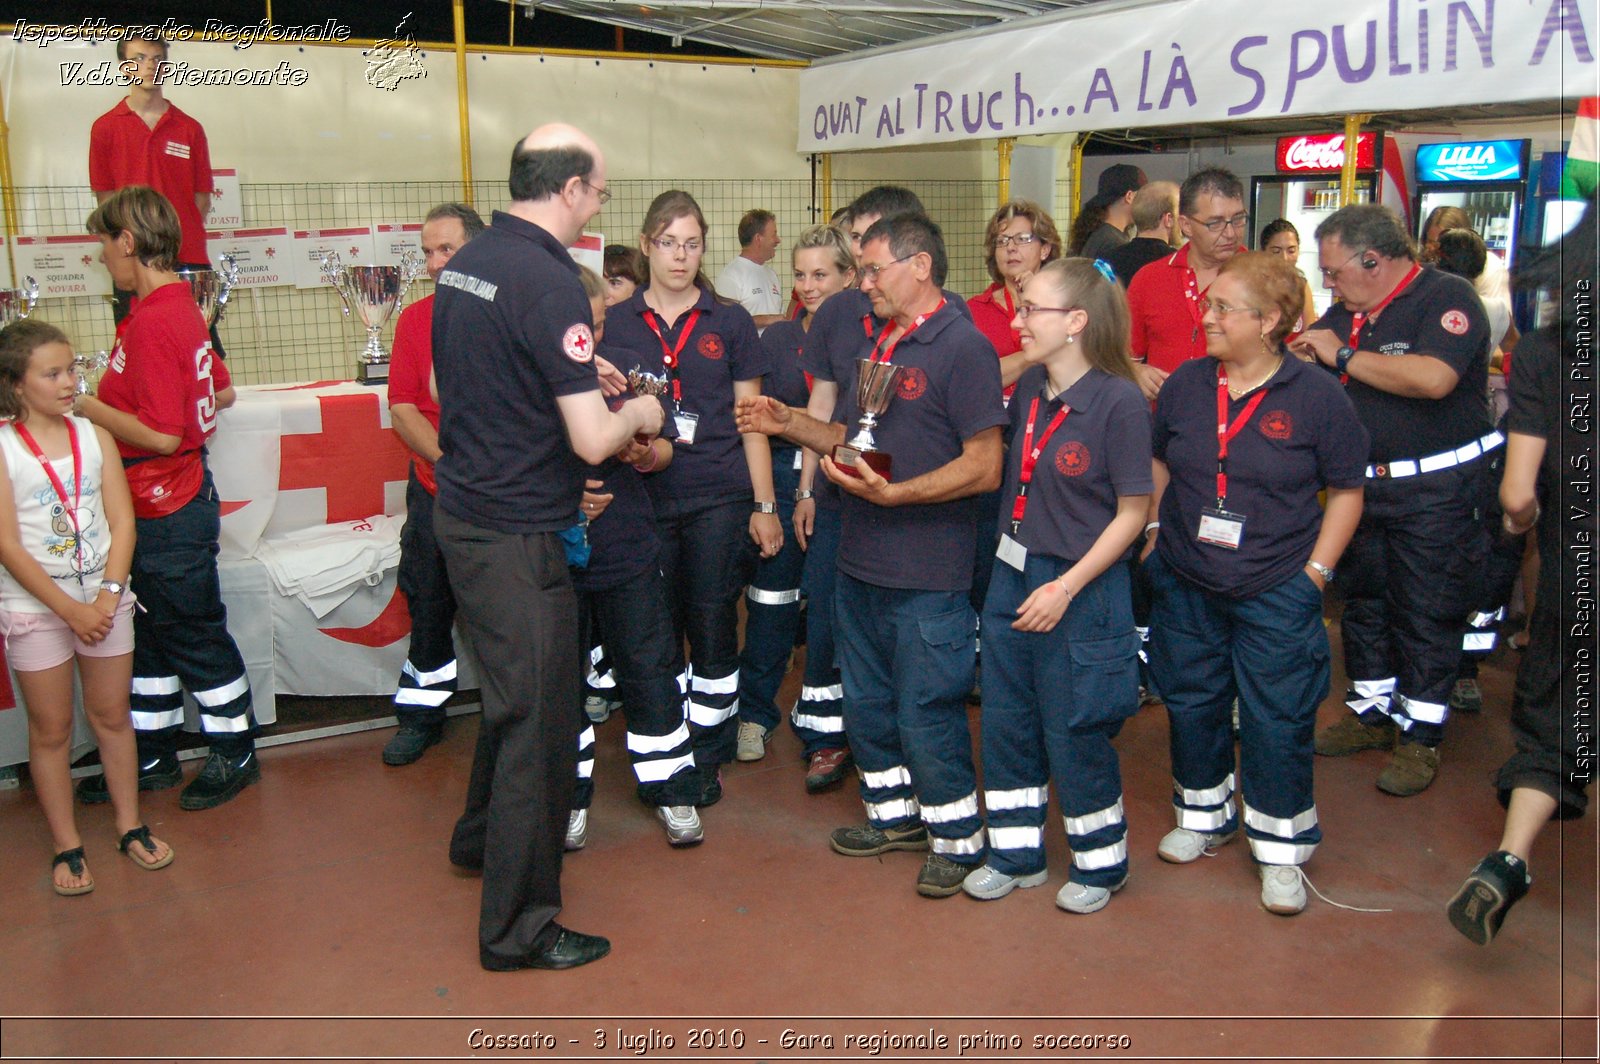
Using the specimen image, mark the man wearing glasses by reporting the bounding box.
[1126,167,1249,401]
[737,213,1007,899]
[1292,204,1494,798]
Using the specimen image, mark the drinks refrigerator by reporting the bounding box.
[1413,139,1532,270]
[1252,132,1385,318]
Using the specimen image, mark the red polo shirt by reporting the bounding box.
[387,294,441,495]
[967,282,1020,399]
[1126,243,1243,375]
[89,99,213,265]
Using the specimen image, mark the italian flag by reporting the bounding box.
[1560,96,1599,200]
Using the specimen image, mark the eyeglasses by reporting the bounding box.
[1016,303,1077,320]
[1318,248,1367,281]
[1189,212,1250,234]
[1198,298,1260,318]
[650,237,703,255]
[858,255,915,283]
[993,233,1039,249]
[582,180,612,205]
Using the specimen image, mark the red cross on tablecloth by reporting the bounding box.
[278,392,411,524]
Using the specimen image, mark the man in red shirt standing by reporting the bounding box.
[89,26,221,352]
[381,203,485,766]
[1126,167,1249,402]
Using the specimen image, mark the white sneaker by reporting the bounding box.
[1055,875,1127,914]
[1156,826,1238,864]
[657,805,704,846]
[961,864,1048,900]
[564,808,588,851]
[735,720,770,762]
[1260,864,1307,915]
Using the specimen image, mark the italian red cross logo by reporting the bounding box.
[279,393,412,523]
[563,323,594,362]
[1056,441,1090,477]
[697,334,725,360]
[1260,410,1294,440]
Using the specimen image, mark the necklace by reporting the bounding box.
[1225,355,1283,399]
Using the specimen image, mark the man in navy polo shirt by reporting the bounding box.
[431,123,664,972]
[737,213,1007,898]
[1293,204,1494,797]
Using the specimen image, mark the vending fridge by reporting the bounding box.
[1252,132,1384,318]
[1413,139,1532,269]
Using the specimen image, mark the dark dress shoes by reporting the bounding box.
[481,925,611,971]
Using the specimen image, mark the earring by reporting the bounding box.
[1260,332,1273,354]
[1067,333,1077,344]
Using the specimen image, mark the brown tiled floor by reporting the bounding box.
[1,635,1594,1063]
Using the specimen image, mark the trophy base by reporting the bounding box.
[832,444,892,480]
[357,360,390,385]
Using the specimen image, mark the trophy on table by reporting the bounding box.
[831,358,903,480]
[0,276,38,327]
[627,366,670,445]
[320,250,422,384]
[177,253,240,327]
[73,351,110,398]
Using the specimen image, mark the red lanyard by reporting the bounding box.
[868,299,945,364]
[1009,395,1070,533]
[13,419,84,568]
[1184,269,1208,343]
[1343,263,1422,382]
[1214,368,1268,507]
[641,307,701,404]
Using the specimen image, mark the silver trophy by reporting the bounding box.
[320,250,422,384]
[0,277,39,327]
[73,351,110,398]
[628,367,671,444]
[176,254,240,327]
[832,358,904,480]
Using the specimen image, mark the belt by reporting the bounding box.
[1366,431,1503,480]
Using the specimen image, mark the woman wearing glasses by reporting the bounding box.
[604,190,778,804]
[1142,252,1367,916]
[959,259,1151,913]
[968,200,1063,394]
[736,225,857,779]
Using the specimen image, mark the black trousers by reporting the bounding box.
[437,511,579,964]
[393,470,458,725]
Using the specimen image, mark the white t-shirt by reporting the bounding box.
[1475,253,1514,350]
[0,415,112,612]
[714,255,784,318]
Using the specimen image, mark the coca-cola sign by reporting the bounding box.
[1276,133,1377,174]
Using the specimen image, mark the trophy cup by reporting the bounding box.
[0,276,39,327]
[321,250,422,384]
[627,366,671,444]
[73,351,110,398]
[832,358,903,479]
[177,254,240,327]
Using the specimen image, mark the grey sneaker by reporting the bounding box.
[830,820,929,857]
[656,805,704,847]
[1157,826,1238,864]
[1449,677,1484,713]
[961,864,1048,900]
[1260,864,1307,914]
[584,695,620,724]
[564,809,588,852]
[916,853,971,897]
[735,720,770,762]
[1055,875,1127,914]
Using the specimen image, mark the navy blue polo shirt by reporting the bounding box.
[1311,264,1491,462]
[433,210,600,534]
[604,285,772,501]
[760,316,812,471]
[1001,366,1153,562]
[574,342,663,592]
[833,301,1008,592]
[1152,354,1369,599]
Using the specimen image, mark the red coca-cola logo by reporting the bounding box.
[1276,132,1376,173]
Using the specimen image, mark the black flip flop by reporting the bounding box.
[52,847,95,896]
[118,826,175,871]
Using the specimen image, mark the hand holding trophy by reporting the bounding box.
[831,358,902,479]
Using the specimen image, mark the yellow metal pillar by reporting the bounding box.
[453,0,475,206]
[0,80,18,287]
[1340,113,1371,207]
[821,154,833,222]
[1069,136,1086,227]
[997,138,1014,206]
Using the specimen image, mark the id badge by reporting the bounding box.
[1197,507,1246,550]
[674,410,700,445]
[996,533,1028,571]
[793,450,804,471]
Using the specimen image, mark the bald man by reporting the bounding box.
[433,123,665,972]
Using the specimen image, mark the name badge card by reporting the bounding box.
[997,533,1028,571]
[1197,507,1246,550]
[674,411,700,445]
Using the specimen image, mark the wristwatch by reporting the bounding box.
[794,489,814,501]
[101,580,127,597]
[1306,561,1335,583]
[1335,346,1356,374]
[752,501,778,515]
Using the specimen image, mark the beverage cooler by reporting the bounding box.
[1252,132,1384,318]
[1413,139,1532,270]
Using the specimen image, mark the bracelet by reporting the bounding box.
[1055,574,1074,598]
[632,444,660,473]
[1503,506,1539,535]
[1306,560,1335,583]
[1144,521,1160,534]
[753,501,778,515]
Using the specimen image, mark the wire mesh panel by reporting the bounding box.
[6,175,1001,384]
